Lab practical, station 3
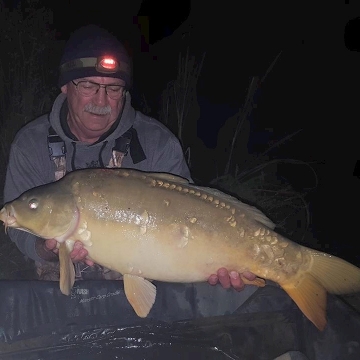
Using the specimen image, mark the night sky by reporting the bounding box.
[2,1,360,263]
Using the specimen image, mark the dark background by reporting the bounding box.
[2,0,360,263]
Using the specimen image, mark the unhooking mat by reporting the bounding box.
[0,280,359,359]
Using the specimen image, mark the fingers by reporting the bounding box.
[207,273,219,286]
[84,258,95,267]
[45,239,58,254]
[217,267,232,289]
[218,268,245,291]
[229,270,246,291]
[45,239,94,266]
[70,241,89,263]
[208,268,239,290]
[208,268,257,292]
[241,271,256,281]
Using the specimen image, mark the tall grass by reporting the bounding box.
[159,49,317,244]
[211,159,318,242]
[0,3,60,278]
[159,49,206,167]
[0,3,60,194]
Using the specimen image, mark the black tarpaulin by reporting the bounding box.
[0,280,359,359]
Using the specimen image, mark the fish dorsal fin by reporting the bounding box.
[189,185,276,230]
[59,242,75,296]
[242,204,276,230]
[123,274,157,317]
[147,172,189,184]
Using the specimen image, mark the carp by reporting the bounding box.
[1,168,360,331]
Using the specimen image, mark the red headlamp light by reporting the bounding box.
[96,56,119,73]
[60,56,125,75]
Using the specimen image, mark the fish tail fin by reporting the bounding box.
[281,249,360,331]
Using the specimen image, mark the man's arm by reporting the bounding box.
[151,135,192,182]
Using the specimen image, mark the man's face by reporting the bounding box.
[61,76,126,143]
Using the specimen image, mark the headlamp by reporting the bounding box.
[97,56,117,72]
[60,56,129,75]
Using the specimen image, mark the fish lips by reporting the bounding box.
[0,205,18,230]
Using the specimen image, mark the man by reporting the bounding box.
[4,25,254,290]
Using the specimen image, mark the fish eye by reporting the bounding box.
[28,199,39,210]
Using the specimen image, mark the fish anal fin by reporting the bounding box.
[282,274,327,331]
[242,275,266,287]
[123,274,157,317]
[59,242,75,296]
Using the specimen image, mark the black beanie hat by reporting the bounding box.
[58,25,131,88]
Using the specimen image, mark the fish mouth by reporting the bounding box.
[0,205,18,233]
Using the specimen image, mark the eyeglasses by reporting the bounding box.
[71,80,126,100]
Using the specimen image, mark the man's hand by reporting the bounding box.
[208,268,256,291]
[45,239,94,266]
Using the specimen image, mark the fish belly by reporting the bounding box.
[79,220,251,283]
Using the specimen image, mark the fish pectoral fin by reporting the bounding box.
[241,275,266,287]
[282,274,327,331]
[59,242,75,296]
[123,274,157,317]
